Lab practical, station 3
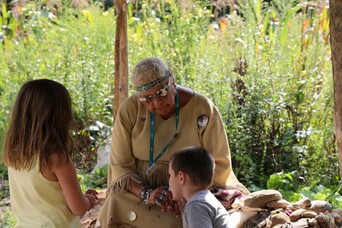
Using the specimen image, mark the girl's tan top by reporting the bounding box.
[8,159,80,228]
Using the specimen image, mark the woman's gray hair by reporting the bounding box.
[132,58,172,92]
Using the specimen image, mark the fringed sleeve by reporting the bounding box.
[136,160,169,189]
[109,173,141,195]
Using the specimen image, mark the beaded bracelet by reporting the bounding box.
[144,189,153,206]
[138,186,149,201]
[139,188,153,206]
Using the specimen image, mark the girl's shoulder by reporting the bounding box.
[41,153,69,181]
[49,152,69,166]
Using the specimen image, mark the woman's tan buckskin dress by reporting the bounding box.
[97,92,249,228]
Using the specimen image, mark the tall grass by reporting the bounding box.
[0,6,116,170]
[226,0,335,188]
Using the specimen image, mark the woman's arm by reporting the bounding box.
[109,97,138,183]
[50,154,97,216]
[199,98,249,194]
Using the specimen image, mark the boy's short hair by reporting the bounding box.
[170,146,214,188]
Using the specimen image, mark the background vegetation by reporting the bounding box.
[0,0,340,225]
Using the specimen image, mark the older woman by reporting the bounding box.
[96,58,249,227]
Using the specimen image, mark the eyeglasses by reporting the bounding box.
[138,80,170,103]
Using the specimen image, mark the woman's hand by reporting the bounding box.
[149,186,170,208]
[149,186,181,215]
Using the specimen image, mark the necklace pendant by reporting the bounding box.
[145,163,158,177]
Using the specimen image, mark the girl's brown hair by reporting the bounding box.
[3,79,74,170]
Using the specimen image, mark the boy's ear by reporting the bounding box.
[178,171,186,185]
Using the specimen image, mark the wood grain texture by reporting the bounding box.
[114,0,129,119]
[330,0,342,181]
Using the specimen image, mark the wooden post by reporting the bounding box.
[330,0,342,181]
[108,0,129,184]
[113,0,129,120]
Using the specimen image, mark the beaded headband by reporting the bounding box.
[135,71,171,92]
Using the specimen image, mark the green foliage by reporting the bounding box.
[300,185,342,208]
[0,209,16,227]
[267,171,299,192]
[0,6,115,171]
[0,182,8,202]
[267,171,342,208]
[128,0,214,84]
[0,3,17,44]
[267,171,304,203]
[79,165,108,192]
[225,0,336,188]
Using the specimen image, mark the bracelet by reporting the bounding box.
[138,186,149,201]
[143,188,153,206]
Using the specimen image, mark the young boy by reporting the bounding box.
[168,146,230,228]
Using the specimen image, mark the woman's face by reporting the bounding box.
[137,78,176,117]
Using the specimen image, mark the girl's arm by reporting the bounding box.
[50,153,97,216]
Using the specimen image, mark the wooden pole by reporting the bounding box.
[330,0,342,182]
[113,0,129,120]
[108,0,129,184]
